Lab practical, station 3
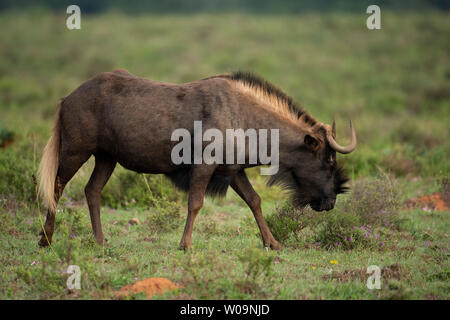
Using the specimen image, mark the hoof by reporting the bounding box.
[97,239,110,247]
[93,233,105,245]
[95,239,105,245]
[38,237,51,247]
[265,240,281,251]
[270,242,281,250]
[178,242,192,251]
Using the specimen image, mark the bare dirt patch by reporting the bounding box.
[8,227,20,238]
[382,263,410,280]
[321,263,410,282]
[115,277,179,299]
[403,192,449,212]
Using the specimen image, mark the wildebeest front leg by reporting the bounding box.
[179,165,216,250]
[231,170,280,250]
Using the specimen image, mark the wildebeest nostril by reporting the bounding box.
[319,198,335,211]
[326,200,335,211]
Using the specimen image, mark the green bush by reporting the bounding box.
[267,172,402,250]
[316,174,402,250]
[0,127,14,147]
[266,202,316,244]
[341,173,401,228]
[236,248,275,296]
[145,196,183,233]
[314,211,376,250]
[0,139,36,205]
[101,171,180,209]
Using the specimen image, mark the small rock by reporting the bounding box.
[128,218,140,225]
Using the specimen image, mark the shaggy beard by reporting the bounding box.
[267,165,350,208]
[267,167,311,208]
[334,165,350,194]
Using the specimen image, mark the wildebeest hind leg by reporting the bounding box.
[39,154,89,247]
[38,178,65,247]
[84,153,116,245]
[231,170,280,250]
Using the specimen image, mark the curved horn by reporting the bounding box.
[326,120,357,154]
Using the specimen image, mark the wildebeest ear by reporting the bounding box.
[304,134,319,151]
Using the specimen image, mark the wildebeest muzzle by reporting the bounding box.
[310,197,336,212]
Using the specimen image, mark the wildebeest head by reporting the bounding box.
[269,120,356,211]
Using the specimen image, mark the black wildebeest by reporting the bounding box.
[38,69,356,250]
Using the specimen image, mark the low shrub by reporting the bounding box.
[101,171,180,209]
[145,196,183,233]
[0,139,36,205]
[266,202,316,244]
[267,172,402,250]
[0,127,14,148]
[341,172,401,229]
[235,248,275,296]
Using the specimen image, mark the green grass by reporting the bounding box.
[0,10,449,299]
[1,185,448,299]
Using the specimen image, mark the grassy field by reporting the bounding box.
[0,10,449,299]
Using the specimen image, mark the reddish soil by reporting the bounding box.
[403,192,449,212]
[115,277,179,299]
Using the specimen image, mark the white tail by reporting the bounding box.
[38,104,61,213]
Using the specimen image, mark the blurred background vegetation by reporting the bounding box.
[1,1,448,206]
[1,0,450,13]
